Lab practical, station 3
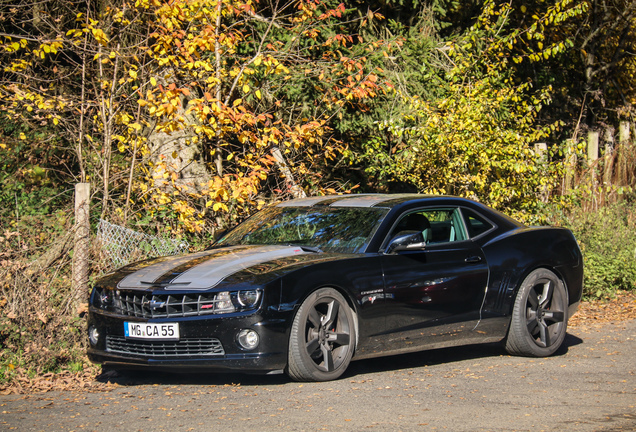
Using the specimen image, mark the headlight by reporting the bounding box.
[214,291,235,313]
[213,290,262,314]
[237,290,261,307]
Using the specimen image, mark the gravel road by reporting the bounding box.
[1,319,634,432]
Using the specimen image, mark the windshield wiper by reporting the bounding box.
[297,245,323,253]
[279,242,323,253]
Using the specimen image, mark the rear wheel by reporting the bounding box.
[287,288,356,381]
[505,268,568,357]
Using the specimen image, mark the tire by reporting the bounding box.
[505,268,569,357]
[287,288,356,382]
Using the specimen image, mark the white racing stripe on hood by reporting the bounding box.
[170,245,306,289]
[116,250,213,290]
[117,245,307,290]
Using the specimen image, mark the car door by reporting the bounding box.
[378,207,489,352]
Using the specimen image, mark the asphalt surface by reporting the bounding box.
[1,319,635,432]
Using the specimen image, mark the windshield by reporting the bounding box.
[215,206,388,253]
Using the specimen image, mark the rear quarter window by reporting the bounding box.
[462,208,495,238]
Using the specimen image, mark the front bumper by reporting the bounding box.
[87,308,291,373]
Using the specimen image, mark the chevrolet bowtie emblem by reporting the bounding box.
[143,300,167,310]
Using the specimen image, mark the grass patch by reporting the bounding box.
[549,201,636,299]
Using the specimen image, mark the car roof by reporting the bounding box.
[276,194,474,209]
[275,194,524,228]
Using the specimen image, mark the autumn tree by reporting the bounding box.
[1,0,394,235]
[0,0,159,225]
[135,0,393,233]
[349,0,589,217]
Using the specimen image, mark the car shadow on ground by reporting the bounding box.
[344,332,582,378]
[95,332,583,387]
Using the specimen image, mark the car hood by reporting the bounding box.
[106,245,347,291]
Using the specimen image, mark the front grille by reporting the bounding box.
[106,335,225,357]
[94,288,227,318]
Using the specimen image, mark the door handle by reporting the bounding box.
[465,256,482,263]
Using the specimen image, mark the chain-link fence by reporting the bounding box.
[96,219,190,270]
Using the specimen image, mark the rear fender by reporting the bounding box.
[481,227,583,318]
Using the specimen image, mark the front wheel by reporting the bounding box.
[287,288,356,382]
[505,268,568,357]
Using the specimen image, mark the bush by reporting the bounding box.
[562,202,636,298]
[0,210,91,383]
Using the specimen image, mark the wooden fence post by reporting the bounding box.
[563,139,577,194]
[616,121,632,186]
[72,183,90,315]
[619,121,630,143]
[587,130,599,162]
[603,127,615,187]
[587,131,600,208]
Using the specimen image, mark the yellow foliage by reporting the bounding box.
[0,0,387,234]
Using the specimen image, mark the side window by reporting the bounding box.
[462,208,495,238]
[390,208,468,244]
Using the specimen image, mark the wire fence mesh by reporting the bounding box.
[96,219,190,270]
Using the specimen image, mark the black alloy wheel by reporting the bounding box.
[505,268,569,357]
[287,288,356,381]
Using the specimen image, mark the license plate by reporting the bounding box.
[124,322,180,340]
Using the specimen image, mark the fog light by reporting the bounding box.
[237,329,259,350]
[88,325,100,346]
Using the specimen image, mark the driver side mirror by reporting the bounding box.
[385,231,426,254]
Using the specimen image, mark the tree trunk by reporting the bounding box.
[147,111,211,194]
[271,146,306,199]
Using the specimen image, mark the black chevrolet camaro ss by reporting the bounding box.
[87,194,583,381]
